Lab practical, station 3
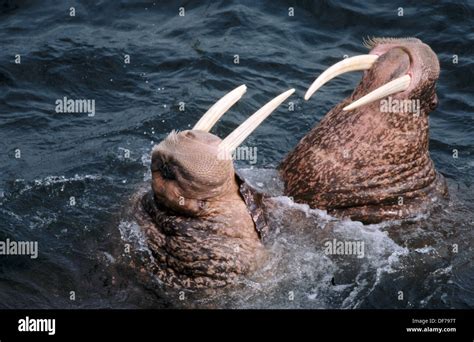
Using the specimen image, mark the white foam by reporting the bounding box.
[117,220,152,256]
[33,174,102,186]
[272,195,335,222]
[10,174,104,196]
[141,151,152,181]
[415,246,435,254]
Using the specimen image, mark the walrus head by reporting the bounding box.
[280,38,447,223]
[151,86,294,218]
[151,129,235,217]
[142,85,294,288]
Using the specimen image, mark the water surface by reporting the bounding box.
[0,0,472,308]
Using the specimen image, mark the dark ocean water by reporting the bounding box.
[0,0,472,308]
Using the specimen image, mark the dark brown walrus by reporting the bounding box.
[134,86,294,288]
[280,37,448,224]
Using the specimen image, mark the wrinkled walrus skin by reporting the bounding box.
[280,38,448,224]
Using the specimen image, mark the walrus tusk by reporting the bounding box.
[304,55,379,100]
[219,88,295,154]
[343,74,411,111]
[193,84,247,132]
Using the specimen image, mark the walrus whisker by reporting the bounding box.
[304,55,379,100]
[193,84,247,132]
[343,74,411,111]
[219,88,295,155]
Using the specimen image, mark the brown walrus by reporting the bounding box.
[134,86,294,288]
[280,38,448,224]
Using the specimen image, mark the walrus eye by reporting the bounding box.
[429,94,438,110]
[198,200,207,210]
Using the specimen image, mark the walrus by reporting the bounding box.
[280,37,448,224]
[134,85,294,288]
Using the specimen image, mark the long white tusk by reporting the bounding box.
[219,89,295,154]
[193,84,247,132]
[343,74,411,111]
[304,55,379,100]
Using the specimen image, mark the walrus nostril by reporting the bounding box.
[185,131,196,138]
